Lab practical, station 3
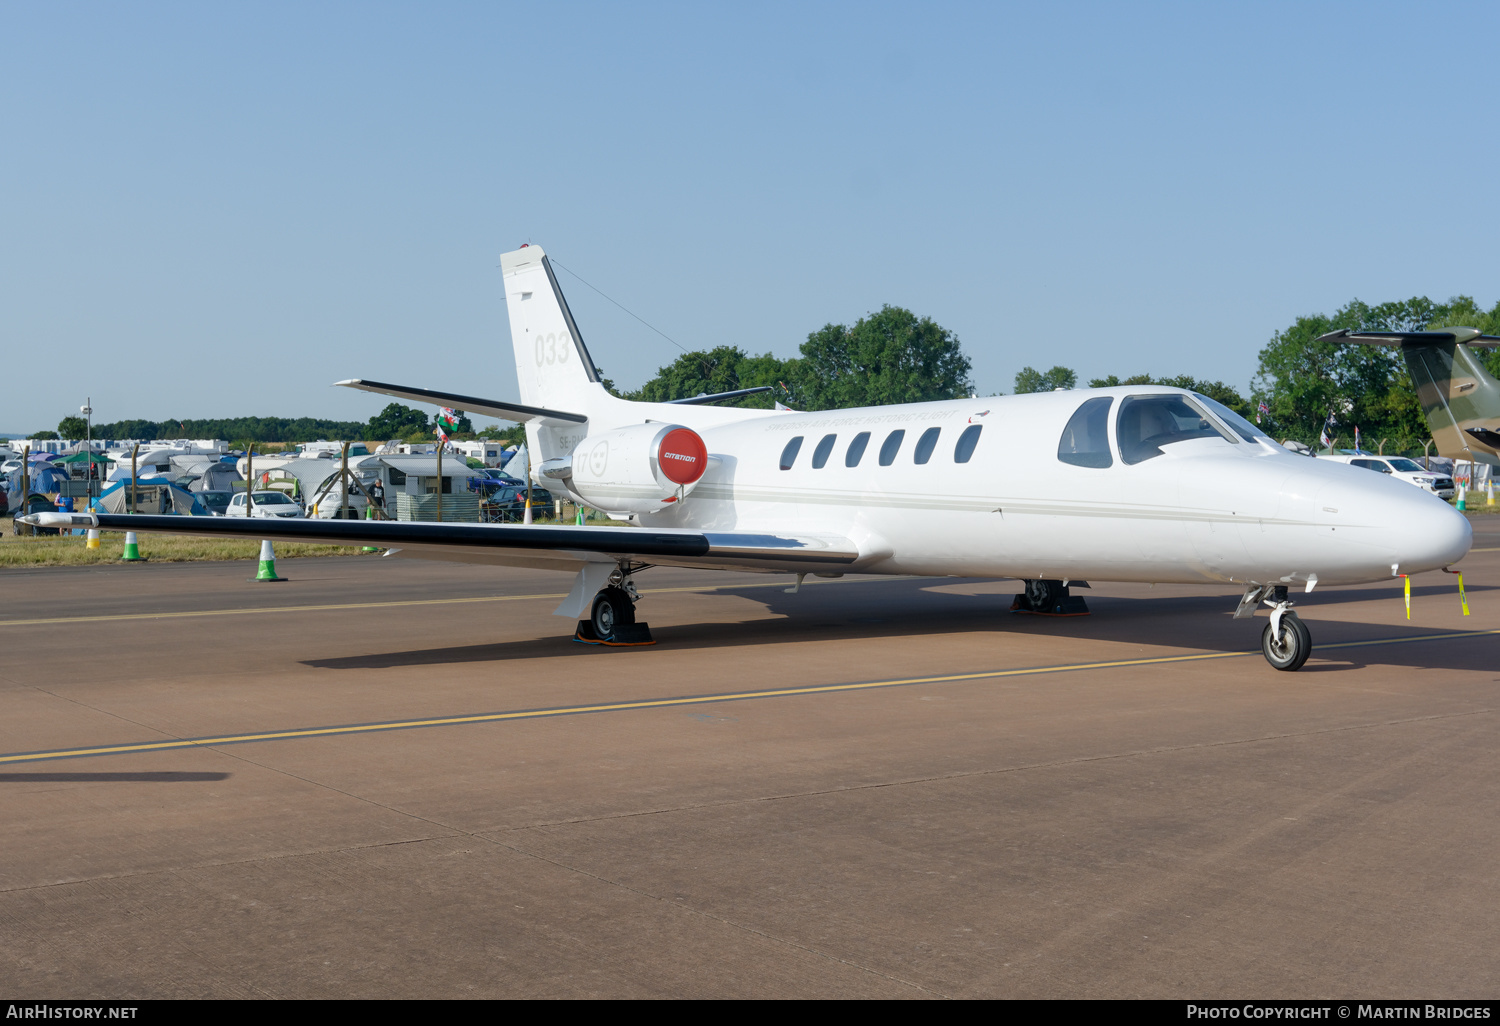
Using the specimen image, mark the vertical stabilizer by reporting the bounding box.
[501,245,606,413]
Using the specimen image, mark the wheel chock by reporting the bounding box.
[1010,594,1091,616]
[601,622,655,646]
[572,620,656,646]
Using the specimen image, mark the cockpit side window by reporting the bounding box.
[1117,394,1235,465]
[1057,397,1114,468]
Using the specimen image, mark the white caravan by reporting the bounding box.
[27,245,1472,671]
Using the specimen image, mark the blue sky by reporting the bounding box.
[3,1,1497,434]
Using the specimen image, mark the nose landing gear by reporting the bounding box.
[1237,584,1311,671]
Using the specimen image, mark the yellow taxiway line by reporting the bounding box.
[3,627,1497,766]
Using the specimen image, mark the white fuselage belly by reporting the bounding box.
[620,389,1469,588]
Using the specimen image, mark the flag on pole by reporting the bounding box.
[1319,413,1335,449]
[435,407,459,443]
[1354,425,1362,452]
[1256,400,1270,424]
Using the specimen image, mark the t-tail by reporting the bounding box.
[1322,326,1500,465]
[500,245,613,417]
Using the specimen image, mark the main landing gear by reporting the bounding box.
[1236,584,1311,671]
[1010,579,1091,616]
[574,569,656,646]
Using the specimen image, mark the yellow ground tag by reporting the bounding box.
[1442,568,1470,616]
[1401,574,1411,620]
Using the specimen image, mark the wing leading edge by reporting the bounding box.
[22,513,860,574]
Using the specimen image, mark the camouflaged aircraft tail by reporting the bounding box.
[1321,327,1500,465]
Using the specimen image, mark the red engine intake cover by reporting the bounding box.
[657,428,708,485]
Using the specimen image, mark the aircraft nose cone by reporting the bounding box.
[1350,479,1471,574]
[1403,494,1472,572]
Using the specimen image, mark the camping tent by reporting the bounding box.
[93,477,208,516]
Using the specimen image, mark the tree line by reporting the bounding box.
[610,304,973,411]
[38,293,1498,454]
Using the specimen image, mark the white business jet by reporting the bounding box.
[25,245,1472,670]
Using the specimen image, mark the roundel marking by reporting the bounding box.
[657,428,708,485]
[589,440,609,476]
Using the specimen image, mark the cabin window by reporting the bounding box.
[388,469,407,486]
[845,432,871,467]
[954,425,983,463]
[914,427,941,465]
[1117,394,1235,465]
[1058,397,1114,468]
[811,434,837,469]
[780,436,803,470]
[879,429,905,466]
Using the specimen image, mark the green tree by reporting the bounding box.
[57,416,88,439]
[30,430,59,440]
[792,306,972,410]
[1426,295,1500,377]
[479,424,526,445]
[1251,298,1434,446]
[1014,366,1077,393]
[367,403,430,440]
[1086,374,1154,387]
[625,346,789,408]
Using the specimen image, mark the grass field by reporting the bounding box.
[0,531,378,567]
[0,509,621,567]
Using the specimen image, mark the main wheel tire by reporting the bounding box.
[1025,579,1064,612]
[1262,613,1312,671]
[590,586,637,640]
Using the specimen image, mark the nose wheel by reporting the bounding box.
[1261,611,1311,671]
[1237,584,1312,670]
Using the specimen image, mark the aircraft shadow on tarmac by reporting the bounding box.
[0,772,231,783]
[301,578,1498,675]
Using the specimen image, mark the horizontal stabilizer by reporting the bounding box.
[1319,328,1500,349]
[335,379,588,424]
[666,386,774,406]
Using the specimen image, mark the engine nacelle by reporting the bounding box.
[543,422,710,514]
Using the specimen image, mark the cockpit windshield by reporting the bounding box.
[1117,394,1236,465]
[1193,393,1270,445]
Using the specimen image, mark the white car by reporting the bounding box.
[1322,454,1456,500]
[224,490,307,518]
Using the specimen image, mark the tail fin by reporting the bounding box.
[1322,327,1500,463]
[501,246,607,414]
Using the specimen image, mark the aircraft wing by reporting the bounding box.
[335,379,588,424]
[22,513,861,575]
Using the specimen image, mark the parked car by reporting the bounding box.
[198,490,235,516]
[224,490,307,518]
[1321,454,1456,500]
